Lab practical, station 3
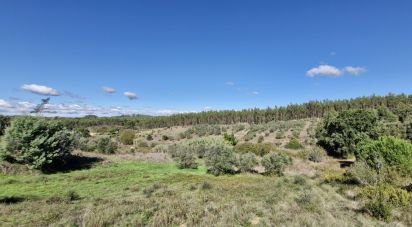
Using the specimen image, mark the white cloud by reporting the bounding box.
[306,64,343,77]
[21,84,60,96]
[329,52,336,56]
[0,100,193,117]
[344,66,367,75]
[102,86,116,94]
[0,99,11,108]
[225,81,235,86]
[123,91,138,100]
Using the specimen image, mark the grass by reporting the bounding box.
[0,158,390,226]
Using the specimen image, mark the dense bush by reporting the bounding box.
[262,152,291,176]
[0,117,74,170]
[365,198,392,221]
[204,142,237,176]
[285,138,303,150]
[257,135,264,143]
[238,152,259,173]
[75,128,90,138]
[234,143,275,156]
[223,133,237,146]
[359,184,412,207]
[96,137,117,154]
[119,129,135,145]
[0,115,11,137]
[355,136,412,174]
[316,109,379,157]
[146,134,153,141]
[174,145,198,169]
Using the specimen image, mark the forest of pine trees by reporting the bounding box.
[51,93,412,129]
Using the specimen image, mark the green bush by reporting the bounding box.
[257,135,264,143]
[146,134,153,141]
[96,137,117,154]
[234,143,275,156]
[359,184,412,207]
[285,138,303,150]
[204,142,237,176]
[238,152,259,173]
[316,109,379,157]
[365,198,392,221]
[355,136,412,174]
[0,117,74,170]
[119,129,135,145]
[0,115,11,136]
[75,128,90,138]
[262,152,291,176]
[174,145,198,169]
[223,133,237,146]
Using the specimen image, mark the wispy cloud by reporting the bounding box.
[21,84,60,96]
[225,81,235,86]
[64,91,85,101]
[0,99,12,108]
[344,66,367,75]
[123,91,138,100]
[329,52,336,56]
[102,86,116,94]
[0,99,193,116]
[306,64,343,77]
[249,91,259,96]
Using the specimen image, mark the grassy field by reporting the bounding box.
[0,155,391,226]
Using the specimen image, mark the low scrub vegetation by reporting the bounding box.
[261,152,291,176]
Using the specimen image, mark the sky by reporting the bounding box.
[1,0,412,116]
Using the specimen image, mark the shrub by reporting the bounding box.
[162,135,169,141]
[365,198,392,221]
[355,136,412,174]
[257,135,264,143]
[96,137,117,154]
[293,175,307,185]
[320,169,345,183]
[234,143,275,156]
[0,117,74,170]
[204,143,237,176]
[223,133,237,146]
[238,152,259,173]
[0,115,11,136]
[316,109,379,157]
[345,161,378,185]
[65,190,80,201]
[174,145,198,169]
[75,128,90,138]
[146,134,153,141]
[119,129,135,145]
[262,152,291,176]
[285,138,303,150]
[306,146,326,162]
[152,144,169,153]
[200,181,212,190]
[359,184,412,207]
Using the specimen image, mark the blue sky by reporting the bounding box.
[1,1,412,116]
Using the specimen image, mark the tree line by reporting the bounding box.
[56,93,412,129]
[1,93,411,130]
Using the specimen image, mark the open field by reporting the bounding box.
[0,153,397,226]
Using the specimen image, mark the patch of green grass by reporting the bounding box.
[0,159,398,226]
[0,161,206,199]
